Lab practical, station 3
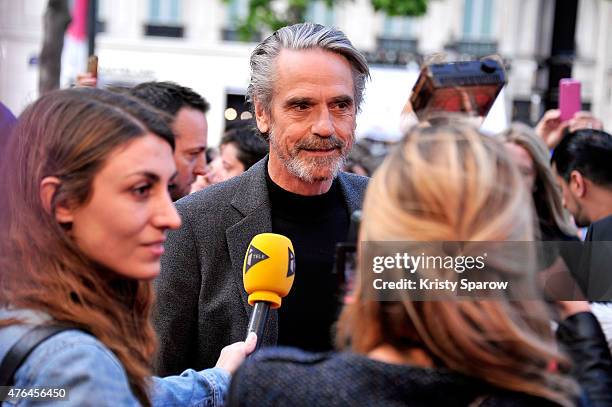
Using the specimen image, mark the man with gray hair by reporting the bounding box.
[154,22,370,375]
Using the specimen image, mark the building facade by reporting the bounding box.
[1,0,611,144]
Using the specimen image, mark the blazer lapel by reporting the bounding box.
[225,159,277,343]
[226,216,271,312]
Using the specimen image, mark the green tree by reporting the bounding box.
[224,0,428,40]
[370,0,427,16]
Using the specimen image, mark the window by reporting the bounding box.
[96,0,107,33]
[453,0,497,56]
[305,1,335,26]
[149,0,181,25]
[227,0,248,27]
[145,0,183,38]
[222,0,260,42]
[382,16,416,39]
[462,0,495,40]
[369,15,419,65]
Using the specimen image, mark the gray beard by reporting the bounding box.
[269,128,348,184]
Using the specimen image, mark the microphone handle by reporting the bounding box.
[246,301,270,350]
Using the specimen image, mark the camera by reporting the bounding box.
[410,58,506,120]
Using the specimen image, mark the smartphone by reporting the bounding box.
[558,79,581,121]
[87,55,98,79]
[410,59,506,120]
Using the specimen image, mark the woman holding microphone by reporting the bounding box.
[0,88,255,406]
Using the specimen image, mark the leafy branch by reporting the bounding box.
[223,0,429,40]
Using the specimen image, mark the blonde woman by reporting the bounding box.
[498,123,589,305]
[228,124,587,406]
[498,122,578,241]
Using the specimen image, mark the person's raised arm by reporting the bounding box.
[151,333,257,406]
[75,72,98,88]
[536,109,603,149]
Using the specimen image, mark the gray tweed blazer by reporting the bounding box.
[153,158,368,375]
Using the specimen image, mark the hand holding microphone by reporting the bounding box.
[213,233,294,372]
[243,233,296,350]
[214,332,257,374]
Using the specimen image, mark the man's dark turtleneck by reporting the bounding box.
[265,166,349,352]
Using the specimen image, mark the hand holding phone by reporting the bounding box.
[76,55,98,88]
[87,55,98,79]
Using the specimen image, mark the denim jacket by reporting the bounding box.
[0,309,230,406]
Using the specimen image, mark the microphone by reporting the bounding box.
[243,233,295,350]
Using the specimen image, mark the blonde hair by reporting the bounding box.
[337,123,577,406]
[498,122,578,238]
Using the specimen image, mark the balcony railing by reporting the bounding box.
[364,37,420,66]
[144,24,184,38]
[445,40,498,57]
[221,27,262,43]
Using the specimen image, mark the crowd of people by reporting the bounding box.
[1,22,612,406]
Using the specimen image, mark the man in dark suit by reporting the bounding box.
[552,129,612,300]
[128,82,209,201]
[581,215,612,301]
[153,23,370,375]
[586,216,612,242]
[74,78,210,202]
[551,129,612,228]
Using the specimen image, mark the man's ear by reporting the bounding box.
[254,99,270,134]
[569,170,586,198]
[40,176,74,224]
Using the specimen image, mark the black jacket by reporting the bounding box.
[575,215,612,301]
[153,159,368,375]
[230,348,570,407]
[557,311,612,406]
